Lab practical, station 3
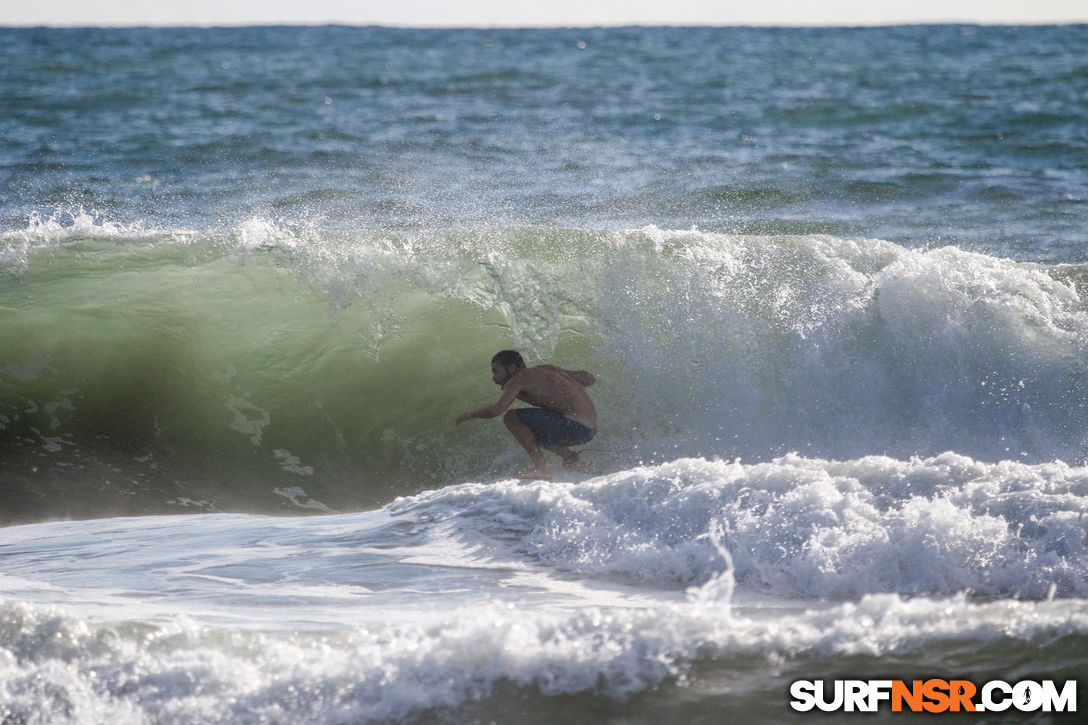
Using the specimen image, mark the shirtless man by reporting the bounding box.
[455,350,597,479]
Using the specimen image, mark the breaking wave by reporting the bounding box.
[3,213,1088,519]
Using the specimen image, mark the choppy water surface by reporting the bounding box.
[2,24,1087,723]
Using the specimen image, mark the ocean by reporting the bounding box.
[1,23,1087,722]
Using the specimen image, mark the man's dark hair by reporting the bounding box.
[492,350,526,368]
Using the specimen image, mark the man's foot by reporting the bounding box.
[562,451,592,472]
[517,467,552,480]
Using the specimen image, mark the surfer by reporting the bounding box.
[455,350,597,479]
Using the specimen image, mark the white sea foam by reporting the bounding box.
[3,451,1088,722]
[2,587,1085,724]
[398,453,1088,599]
[4,208,147,245]
[272,486,337,513]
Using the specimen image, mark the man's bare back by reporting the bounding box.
[509,365,597,430]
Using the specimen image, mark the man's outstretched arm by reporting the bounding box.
[455,381,522,424]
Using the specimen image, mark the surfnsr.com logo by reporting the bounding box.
[790,679,1077,714]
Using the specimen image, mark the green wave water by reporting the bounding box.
[4,217,1088,522]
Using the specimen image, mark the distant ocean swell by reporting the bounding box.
[3,212,1088,521]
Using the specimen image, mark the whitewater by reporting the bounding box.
[2,23,1088,724]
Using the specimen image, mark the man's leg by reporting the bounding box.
[503,410,550,478]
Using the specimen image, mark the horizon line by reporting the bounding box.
[3,18,1088,30]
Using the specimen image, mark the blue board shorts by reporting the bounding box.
[514,408,595,448]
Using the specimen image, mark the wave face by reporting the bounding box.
[3,216,1088,520]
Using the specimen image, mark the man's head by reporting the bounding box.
[491,350,525,385]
